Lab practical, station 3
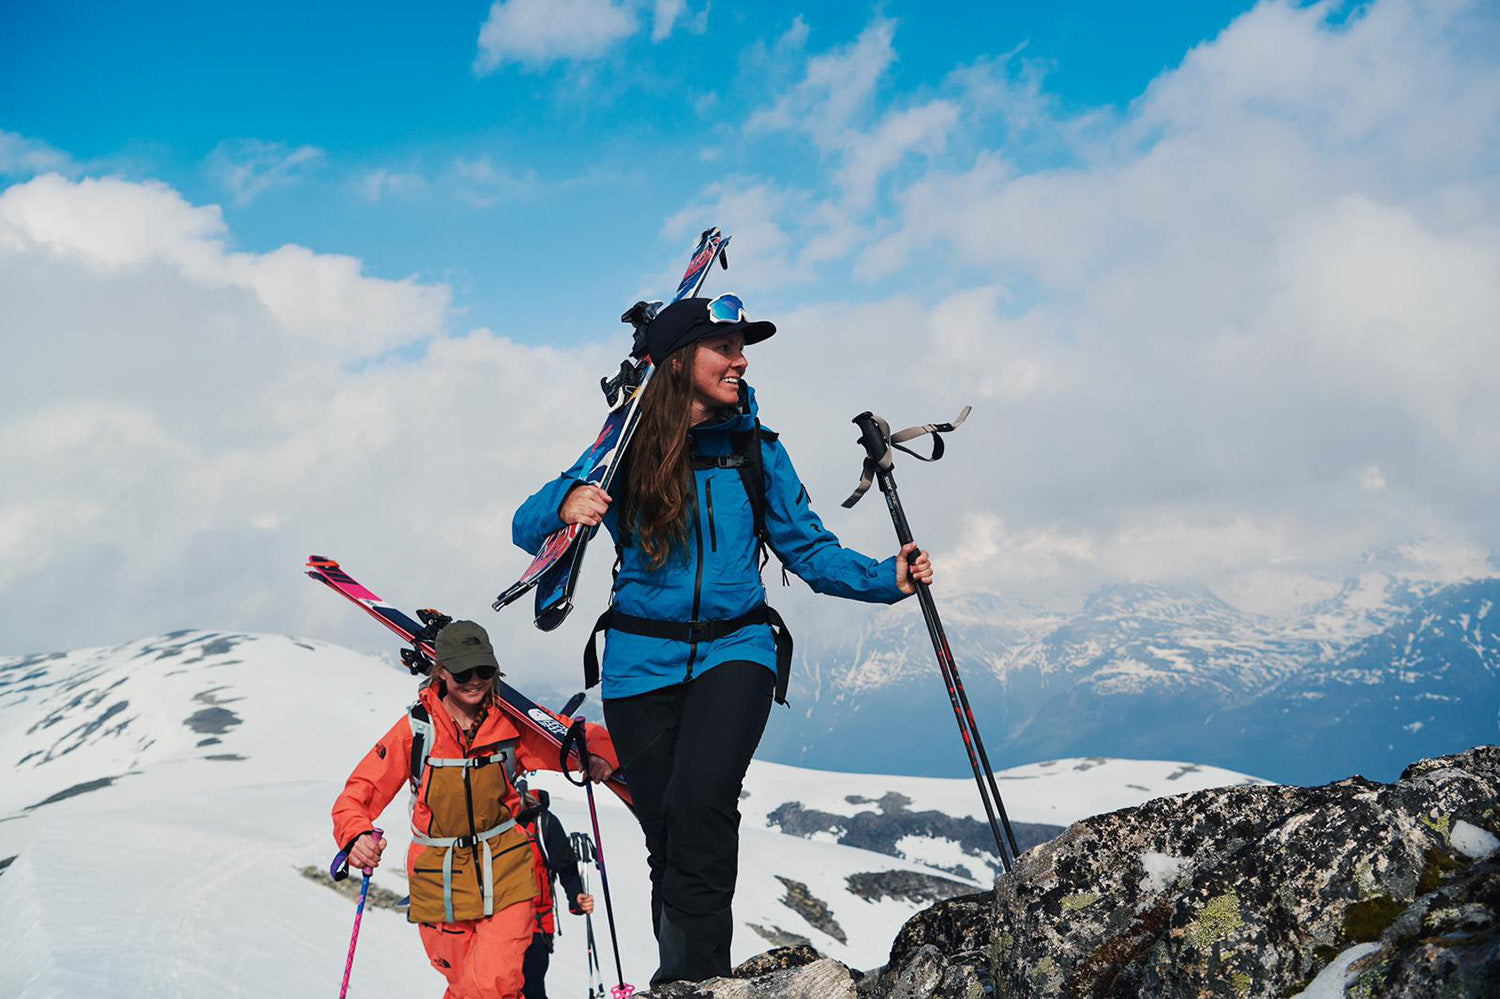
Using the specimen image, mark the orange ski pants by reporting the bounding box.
[417,899,536,999]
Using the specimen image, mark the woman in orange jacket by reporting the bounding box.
[332,620,617,999]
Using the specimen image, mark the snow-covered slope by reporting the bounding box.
[0,632,1268,997]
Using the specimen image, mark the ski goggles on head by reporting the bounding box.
[447,664,498,685]
[705,293,748,324]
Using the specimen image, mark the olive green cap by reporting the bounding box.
[434,619,500,673]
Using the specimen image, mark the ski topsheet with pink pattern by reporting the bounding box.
[492,227,731,630]
[305,554,633,808]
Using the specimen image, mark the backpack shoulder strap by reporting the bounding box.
[733,422,772,544]
[736,421,790,580]
[406,701,432,790]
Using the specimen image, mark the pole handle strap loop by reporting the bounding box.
[560,719,592,787]
[842,406,971,508]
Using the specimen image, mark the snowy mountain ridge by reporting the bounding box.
[764,561,1500,784]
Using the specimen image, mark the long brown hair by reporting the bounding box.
[624,343,700,570]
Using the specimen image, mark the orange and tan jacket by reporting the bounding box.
[332,683,618,926]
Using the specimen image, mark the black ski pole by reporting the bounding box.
[562,719,634,998]
[844,408,1022,872]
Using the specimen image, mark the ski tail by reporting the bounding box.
[675,227,730,300]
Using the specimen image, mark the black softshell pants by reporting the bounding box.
[603,660,775,985]
[521,932,551,999]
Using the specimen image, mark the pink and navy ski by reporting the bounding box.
[492,227,732,631]
[305,555,633,808]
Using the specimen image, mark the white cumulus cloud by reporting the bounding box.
[475,0,639,71]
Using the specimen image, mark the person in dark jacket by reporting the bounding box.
[513,294,931,984]
[516,785,594,999]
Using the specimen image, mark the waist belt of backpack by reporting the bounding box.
[412,817,518,923]
[584,604,792,705]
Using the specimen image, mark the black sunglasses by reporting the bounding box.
[447,664,498,685]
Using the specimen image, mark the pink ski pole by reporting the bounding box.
[331,826,382,999]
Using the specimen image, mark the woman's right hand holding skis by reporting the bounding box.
[560,485,611,527]
[348,831,387,871]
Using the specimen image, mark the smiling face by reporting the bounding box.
[687,331,747,422]
[437,664,493,712]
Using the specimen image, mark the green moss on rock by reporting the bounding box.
[1416,848,1466,895]
[1344,895,1405,942]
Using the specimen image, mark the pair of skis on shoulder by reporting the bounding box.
[491,226,731,630]
[306,228,734,811]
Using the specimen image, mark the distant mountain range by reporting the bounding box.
[757,562,1499,785]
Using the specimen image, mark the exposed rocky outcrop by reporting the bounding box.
[746,923,813,949]
[646,948,858,998]
[846,869,978,905]
[774,876,846,943]
[767,791,1064,881]
[298,865,407,911]
[646,747,1500,998]
[972,746,1500,997]
[1345,852,1498,997]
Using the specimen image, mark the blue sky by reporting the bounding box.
[2,0,1497,659]
[2,0,1258,345]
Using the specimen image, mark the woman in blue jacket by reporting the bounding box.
[513,294,931,984]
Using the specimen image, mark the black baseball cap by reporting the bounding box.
[645,295,776,365]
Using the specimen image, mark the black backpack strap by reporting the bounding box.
[764,604,793,706]
[737,423,793,705]
[407,702,431,788]
[732,421,778,562]
[582,608,612,690]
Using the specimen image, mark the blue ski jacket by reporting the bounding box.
[513,384,908,700]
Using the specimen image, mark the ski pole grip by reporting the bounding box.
[851,411,888,463]
[362,826,383,877]
[331,825,384,881]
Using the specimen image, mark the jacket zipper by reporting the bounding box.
[686,486,705,682]
[706,478,718,551]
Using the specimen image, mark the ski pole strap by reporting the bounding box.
[841,406,971,509]
[583,604,791,705]
[330,823,384,883]
[330,845,354,883]
[560,719,592,787]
